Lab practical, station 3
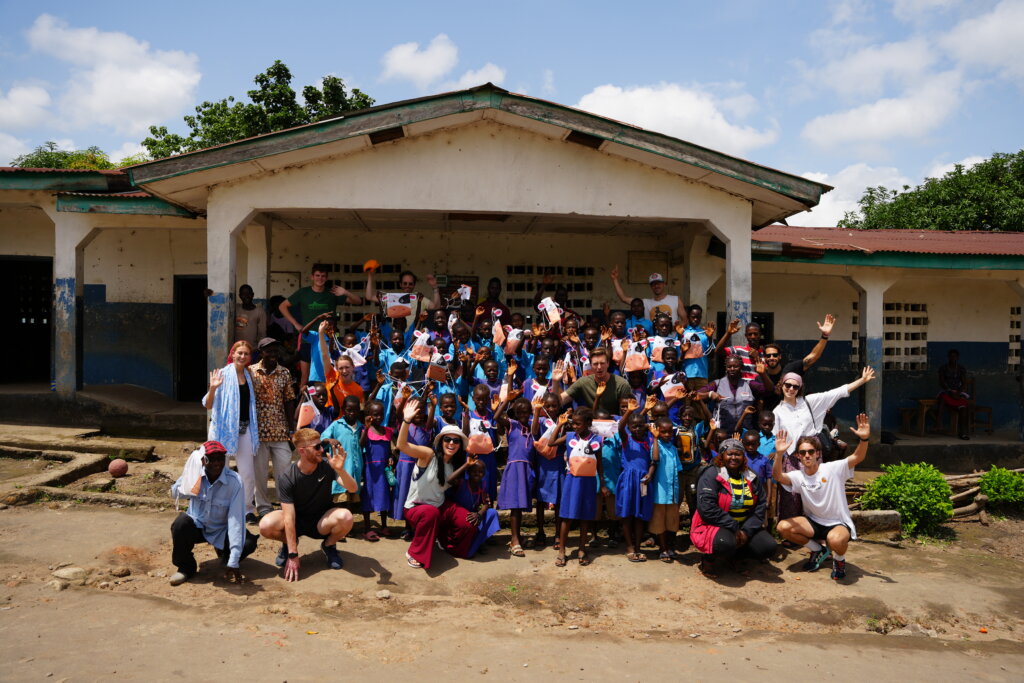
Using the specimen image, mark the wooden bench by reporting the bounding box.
[899,398,937,437]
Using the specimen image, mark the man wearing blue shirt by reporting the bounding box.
[168,441,257,586]
[679,304,721,395]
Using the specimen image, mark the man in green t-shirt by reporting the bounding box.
[554,347,632,415]
[279,264,361,386]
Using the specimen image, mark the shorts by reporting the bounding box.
[295,508,339,539]
[332,492,361,506]
[808,519,850,542]
[648,503,680,534]
[298,343,312,363]
[598,492,618,521]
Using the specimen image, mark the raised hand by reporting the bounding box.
[726,318,741,335]
[403,398,422,422]
[774,429,791,455]
[644,395,657,411]
[506,359,518,376]
[679,339,691,353]
[376,369,386,385]
[861,366,876,383]
[551,360,565,382]
[674,320,685,335]
[818,313,836,336]
[475,347,491,361]
[850,412,870,441]
[506,389,522,402]
[318,320,331,334]
[400,385,414,402]
[702,322,716,338]
[426,273,438,288]
[626,397,639,412]
[327,443,348,472]
[209,370,223,390]
[755,359,766,374]
[475,305,486,317]
[602,302,611,317]
[600,326,612,341]
[531,322,543,337]
[610,265,620,282]
[557,411,569,425]
[419,310,429,322]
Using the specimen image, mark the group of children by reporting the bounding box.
[282,296,792,569]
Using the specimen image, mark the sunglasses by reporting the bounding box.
[783,382,801,390]
[797,448,818,455]
[304,442,324,451]
[441,436,462,444]
[764,352,780,358]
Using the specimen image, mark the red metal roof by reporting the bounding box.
[56,190,151,198]
[0,166,127,175]
[754,225,1024,257]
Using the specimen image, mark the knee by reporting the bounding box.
[828,527,850,551]
[713,528,737,557]
[258,510,284,538]
[331,508,354,531]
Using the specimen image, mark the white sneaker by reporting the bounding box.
[169,571,190,586]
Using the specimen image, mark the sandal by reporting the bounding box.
[553,539,561,551]
[659,551,674,563]
[554,554,567,567]
[577,550,591,566]
[627,552,645,563]
[363,530,380,542]
[405,552,424,569]
[378,526,392,538]
[508,543,526,558]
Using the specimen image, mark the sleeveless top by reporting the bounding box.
[404,456,453,509]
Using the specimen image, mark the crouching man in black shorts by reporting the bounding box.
[773,413,871,582]
[259,427,357,581]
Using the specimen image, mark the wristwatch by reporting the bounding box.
[287,551,299,559]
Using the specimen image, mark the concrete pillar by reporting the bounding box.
[846,273,898,443]
[206,197,255,372]
[714,222,752,328]
[50,213,99,398]
[242,223,271,303]
[682,230,722,314]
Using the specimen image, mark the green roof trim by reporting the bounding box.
[56,193,196,218]
[0,170,121,192]
[753,250,1024,271]
[126,84,828,209]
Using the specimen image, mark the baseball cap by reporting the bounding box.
[648,273,665,284]
[203,440,227,456]
[257,337,280,350]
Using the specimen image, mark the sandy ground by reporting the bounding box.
[1,424,1022,681]
[0,503,1022,682]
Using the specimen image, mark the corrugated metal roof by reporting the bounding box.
[56,190,151,198]
[0,166,126,175]
[754,225,1024,257]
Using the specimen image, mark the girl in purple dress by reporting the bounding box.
[553,407,605,567]
[360,400,393,538]
[532,392,565,549]
[615,398,657,562]
[497,396,536,557]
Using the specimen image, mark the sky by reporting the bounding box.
[1,0,1022,226]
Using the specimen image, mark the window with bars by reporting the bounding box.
[503,265,594,313]
[882,302,928,371]
[332,262,403,323]
[1011,306,1021,370]
[850,300,860,367]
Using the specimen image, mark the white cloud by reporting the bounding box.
[789,163,912,226]
[542,69,556,96]
[109,140,147,163]
[380,34,458,90]
[941,0,1024,80]
[889,0,962,22]
[0,132,31,165]
[0,85,52,129]
[925,154,985,179]
[801,70,961,148]
[446,62,506,90]
[817,38,937,99]
[575,83,778,156]
[26,14,200,136]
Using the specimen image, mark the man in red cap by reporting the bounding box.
[168,440,258,586]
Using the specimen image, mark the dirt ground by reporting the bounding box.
[0,426,1022,681]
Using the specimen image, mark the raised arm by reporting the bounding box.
[279,299,302,333]
[715,318,741,358]
[317,321,332,376]
[325,442,358,492]
[609,265,632,306]
[772,429,792,487]
[845,366,876,394]
[397,399,435,465]
[422,274,441,310]
[802,313,835,370]
[364,269,380,304]
[846,413,870,469]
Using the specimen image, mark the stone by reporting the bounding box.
[375,590,392,600]
[48,580,68,591]
[732,628,742,633]
[323,599,340,609]
[98,582,111,590]
[110,566,131,578]
[567,625,579,630]
[689,633,700,638]
[892,623,936,638]
[851,509,901,533]
[52,567,86,582]
[84,478,115,493]
[266,604,288,615]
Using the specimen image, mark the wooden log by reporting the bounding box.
[952,494,988,518]
[950,486,981,503]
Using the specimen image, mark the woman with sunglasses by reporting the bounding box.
[773,414,871,581]
[690,438,776,578]
[772,367,875,520]
[397,398,477,569]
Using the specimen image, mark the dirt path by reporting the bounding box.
[0,504,1022,681]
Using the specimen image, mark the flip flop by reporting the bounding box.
[508,543,526,558]
[627,552,645,563]
[659,551,673,563]
[363,531,380,542]
[577,551,591,566]
[554,554,567,567]
[405,552,424,569]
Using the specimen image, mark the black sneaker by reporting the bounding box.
[245,512,260,525]
[275,543,288,568]
[321,541,343,570]
[802,547,831,572]
[831,559,846,580]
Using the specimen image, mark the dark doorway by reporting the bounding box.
[174,276,208,401]
[1,257,52,384]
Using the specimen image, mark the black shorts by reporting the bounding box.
[809,518,850,541]
[295,508,338,539]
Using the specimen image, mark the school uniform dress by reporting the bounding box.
[450,480,500,557]
[650,438,682,533]
[615,433,655,521]
[321,418,363,500]
[361,427,393,514]
[497,419,535,511]
[534,416,563,506]
[391,423,430,521]
[558,430,603,521]
[467,411,499,501]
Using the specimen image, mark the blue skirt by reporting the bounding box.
[362,458,392,514]
[535,455,563,505]
[497,459,534,511]
[389,456,416,520]
[615,468,654,520]
[559,473,597,521]
[467,509,500,557]
[477,451,498,501]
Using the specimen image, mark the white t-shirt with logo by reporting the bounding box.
[643,295,679,322]
[782,459,857,538]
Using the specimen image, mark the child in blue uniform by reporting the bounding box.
[360,400,393,538]
[616,398,656,562]
[497,397,536,557]
[554,407,604,567]
[651,417,683,562]
[531,393,564,549]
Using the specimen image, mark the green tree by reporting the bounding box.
[839,150,1024,231]
[11,142,117,169]
[141,60,374,158]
